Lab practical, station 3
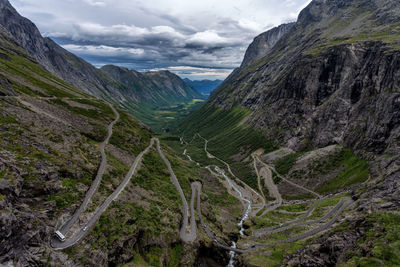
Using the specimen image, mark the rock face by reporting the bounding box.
[209,0,400,155]
[0,0,120,98]
[101,65,203,106]
[240,23,295,68]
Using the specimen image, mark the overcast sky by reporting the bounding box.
[10,0,311,80]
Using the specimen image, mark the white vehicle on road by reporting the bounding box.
[55,230,66,242]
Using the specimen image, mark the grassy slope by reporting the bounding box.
[344,212,400,266]
[122,97,206,133]
[274,148,370,196]
[0,35,204,266]
[178,105,276,190]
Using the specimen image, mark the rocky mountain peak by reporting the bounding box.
[0,0,50,66]
[240,22,294,68]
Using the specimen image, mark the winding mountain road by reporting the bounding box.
[252,155,267,207]
[183,138,354,254]
[196,134,265,215]
[257,163,283,216]
[192,167,353,254]
[249,197,354,250]
[156,138,197,242]
[52,137,155,250]
[255,155,321,199]
[51,125,355,256]
[52,104,119,242]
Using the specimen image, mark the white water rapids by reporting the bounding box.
[214,166,252,266]
[228,242,236,267]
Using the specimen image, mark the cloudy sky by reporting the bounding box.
[10,0,311,80]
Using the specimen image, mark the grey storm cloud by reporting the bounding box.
[10,0,311,79]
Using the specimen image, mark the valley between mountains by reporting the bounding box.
[0,0,400,266]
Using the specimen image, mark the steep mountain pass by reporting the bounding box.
[1,0,400,266]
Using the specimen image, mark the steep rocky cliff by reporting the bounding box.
[209,0,400,155]
[240,23,295,69]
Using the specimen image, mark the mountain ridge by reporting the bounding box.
[240,22,295,69]
[0,0,202,125]
[101,65,202,106]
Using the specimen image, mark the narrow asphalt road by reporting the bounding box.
[258,165,283,216]
[156,138,197,242]
[55,104,119,236]
[249,197,354,251]
[256,156,321,198]
[51,136,155,250]
[252,155,267,208]
[253,155,324,233]
[253,197,351,238]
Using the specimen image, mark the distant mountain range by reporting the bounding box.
[183,78,222,96]
[102,65,201,106]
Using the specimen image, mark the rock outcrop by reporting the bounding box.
[240,23,294,68]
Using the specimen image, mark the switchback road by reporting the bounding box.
[52,104,119,243]
[52,137,155,250]
[156,138,197,242]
